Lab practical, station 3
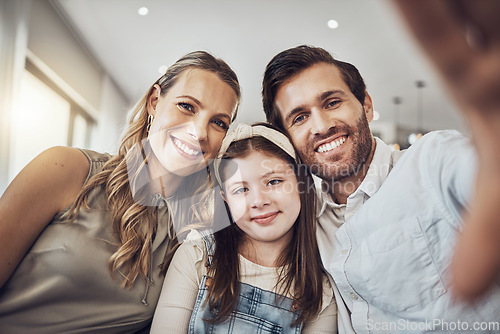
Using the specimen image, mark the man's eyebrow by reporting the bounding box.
[318,90,347,102]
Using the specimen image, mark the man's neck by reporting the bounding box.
[327,137,377,204]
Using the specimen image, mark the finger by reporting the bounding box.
[392,0,474,83]
[393,0,500,116]
[450,174,500,301]
[458,0,500,47]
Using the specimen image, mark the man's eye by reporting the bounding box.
[327,100,340,108]
[292,114,307,125]
[178,102,194,112]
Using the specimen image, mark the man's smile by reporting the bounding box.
[316,135,347,153]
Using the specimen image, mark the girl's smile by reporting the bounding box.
[222,151,300,249]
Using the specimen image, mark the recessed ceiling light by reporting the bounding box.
[138,7,149,16]
[158,65,168,74]
[327,19,339,29]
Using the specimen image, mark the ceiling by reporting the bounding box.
[53,0,467,134]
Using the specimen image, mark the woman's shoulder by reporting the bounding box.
[77,148,112,163]
[1,147,92,223]
[76,148,113,179]
[39,146,89,167]
[36,147,114,211]
[32,146,90,189]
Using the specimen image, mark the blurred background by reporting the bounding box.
[0,0,468,195]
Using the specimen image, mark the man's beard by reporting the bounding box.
[301,113,373,182]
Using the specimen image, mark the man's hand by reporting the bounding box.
[392,0,500,301]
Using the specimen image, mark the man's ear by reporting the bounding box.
[147,84,161,116]
[363,91,374,123]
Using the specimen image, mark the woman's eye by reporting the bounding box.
[213,119,229,130]
[178,102,194,112]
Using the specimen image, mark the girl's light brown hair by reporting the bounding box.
[65,51,240,288]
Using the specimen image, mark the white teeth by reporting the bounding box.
[317,137,346,153]
[174,138,200,156]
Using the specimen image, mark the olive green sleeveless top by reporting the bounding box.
[0,149,178,333]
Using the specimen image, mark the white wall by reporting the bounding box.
[370,121,397,144]
[0,0,31,195]
[91,74,129,155]
[28,0,102,109]
[0,0,130,195]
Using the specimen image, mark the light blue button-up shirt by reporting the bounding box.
[317,130,500,333]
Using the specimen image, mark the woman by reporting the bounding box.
[151,123,337,333]
[0,51,240,333]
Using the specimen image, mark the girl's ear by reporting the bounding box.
[220,190,228,203]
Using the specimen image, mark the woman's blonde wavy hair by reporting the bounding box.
[65,51,240,288]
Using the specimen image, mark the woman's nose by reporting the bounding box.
[187,117,208,142]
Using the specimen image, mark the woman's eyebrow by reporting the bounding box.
[176,95,231,120]
[176,95,202,106]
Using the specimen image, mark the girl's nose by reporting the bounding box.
[250,188,271,208]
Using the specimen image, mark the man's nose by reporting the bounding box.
[310,109,335,136]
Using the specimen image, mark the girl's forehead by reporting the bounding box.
[222,151,294,182]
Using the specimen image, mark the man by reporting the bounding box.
[262,45,499,333]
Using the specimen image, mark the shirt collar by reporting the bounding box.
[316,137,395,217]
[357,137,394,198]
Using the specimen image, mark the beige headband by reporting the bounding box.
[213,123,297,187]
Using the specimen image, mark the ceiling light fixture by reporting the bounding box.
[327,19,339,29]
[138,7,149,16]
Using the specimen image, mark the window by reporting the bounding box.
[8,63,95,184]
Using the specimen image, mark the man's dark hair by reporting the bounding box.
[262,45,367,131]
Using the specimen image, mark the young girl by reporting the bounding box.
[151,123,337,333]
[0,51,240,333]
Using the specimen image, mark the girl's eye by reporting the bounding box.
[232,187,248,195]
[178,102,194,112]
[267,179,283,186]
[292,114,307,125]
[213,119,229,130]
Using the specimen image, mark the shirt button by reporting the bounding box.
[342,250,348,255]
[350,293,358,300]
